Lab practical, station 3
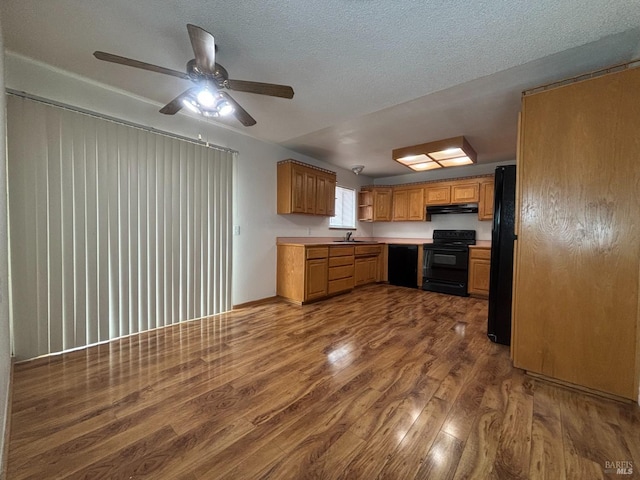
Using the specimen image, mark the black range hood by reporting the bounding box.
[426,203,479,218]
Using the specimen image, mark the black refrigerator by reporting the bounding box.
[487,165,517,345]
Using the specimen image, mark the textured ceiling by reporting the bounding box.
[2,0,640,177]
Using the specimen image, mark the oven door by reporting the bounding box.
[422,244,469,295]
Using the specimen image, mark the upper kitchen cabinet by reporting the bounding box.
[359,187,392,222]
[512,64,640,400]
[451,182,479,203]
[478,178,494,221]
[424,184,451,205]
[392,186,424,221]
[277,160,336,216]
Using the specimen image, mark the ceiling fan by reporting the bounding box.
[93,24,294,126]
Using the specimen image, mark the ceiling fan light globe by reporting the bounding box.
[182,98,201,114]
[218,101,234,116]
[196,89,216,108]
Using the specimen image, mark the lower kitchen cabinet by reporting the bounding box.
[278,244,360,304]
[354,245,383,286]
[305,257,329,300]
[277,243,382,303]
[328,246,355,294]
[468,246,491,297]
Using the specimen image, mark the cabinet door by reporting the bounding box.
[304,171,316,214]
[354,258,368,286]
[326,177,336,217]
[513,67,640,399]
[305,258,328,300]
[468,258,491,296]
[291,165,306,213]
[366,257,378,283]
[478,180,494,220]
[392,190,408,221]
[407,188,424,220]
[424,185,450,205]
[451,182,479,203]
[315,175,328,215]
[373,189,392,221]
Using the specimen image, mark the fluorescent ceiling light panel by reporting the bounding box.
[392,136,477,172]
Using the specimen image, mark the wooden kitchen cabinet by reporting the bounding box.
[277,160,336,216]
[358,190,373,222]
[328,246,355,294]
[358,187,392,222]
[468,247,491,297]
[277,244,360,304]
[354,244,383,286]
[424,185,451,205]
[451,182,479,203]
[305,257,328,300]
[315,172,336,216]
[512,66,640,400]
[373,188,392,221]
[392,187,424,221]
[478,179,494,221]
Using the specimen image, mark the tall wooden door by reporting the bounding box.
[512,66,640,400]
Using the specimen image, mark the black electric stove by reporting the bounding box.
[422,230,476,296]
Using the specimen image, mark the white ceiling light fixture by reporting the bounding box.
[392,136,477,172]
[184,87,235,118]
[351,165,365,175]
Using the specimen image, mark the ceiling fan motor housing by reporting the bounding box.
[186,59,228,87]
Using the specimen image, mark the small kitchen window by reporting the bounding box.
[330,186,356,229]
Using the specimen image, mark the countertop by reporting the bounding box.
[277,237,491,248]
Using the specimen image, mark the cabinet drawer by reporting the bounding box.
[469,247,491,260]
[306,247,329,259]
[330,246,355,257]
[328,265,354,280]
[328,276,354,294]
[329,256,354,267]
[355,245,382,256]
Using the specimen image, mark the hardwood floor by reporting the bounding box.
[6,284,640,479]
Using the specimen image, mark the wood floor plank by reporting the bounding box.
[414,431,465,480]
[528,381,567,480]
[493,369,534,480]
[377,396,451,480]
[6,284,640,479]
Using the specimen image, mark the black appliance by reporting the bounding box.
[388,244,418,288]
[487,165,517,345]
[422,230,476,296]
[426,203,479,217]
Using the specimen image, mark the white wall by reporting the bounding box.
[4,53,374,306]
[0,17,12,475]
[372,214,493,240]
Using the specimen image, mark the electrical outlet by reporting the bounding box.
[233,225,241,235]
[307,228,312,236]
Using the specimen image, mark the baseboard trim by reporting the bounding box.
[233,296,280,310]
[525,370,634,404]
[0,357,15,480]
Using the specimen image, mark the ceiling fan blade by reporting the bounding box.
[186,24,216,74]
[93,51,190,80]
[226,79,294,99]
[220,92,256,126]
[159,88,197,115]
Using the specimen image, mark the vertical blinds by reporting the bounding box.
[7,95,233,359]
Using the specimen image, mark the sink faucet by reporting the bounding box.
[344,231,353,242]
